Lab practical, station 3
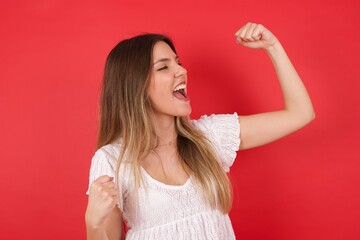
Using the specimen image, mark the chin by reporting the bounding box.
[176,106,192,117]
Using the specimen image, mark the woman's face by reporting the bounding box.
[148,41,191,118]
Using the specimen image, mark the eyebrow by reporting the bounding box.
[153,56,179,65]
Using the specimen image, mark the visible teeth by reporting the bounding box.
[174,84,186,91]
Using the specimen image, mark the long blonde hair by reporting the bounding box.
[97,34,232,213]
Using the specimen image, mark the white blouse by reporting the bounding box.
[87,113,241,239]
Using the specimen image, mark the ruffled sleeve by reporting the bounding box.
[86,148,117,194]
[192,113,240,172]
[86,144,128,212]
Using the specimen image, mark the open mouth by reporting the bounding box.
[173,83,189,101]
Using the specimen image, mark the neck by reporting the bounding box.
[150,112,177,146]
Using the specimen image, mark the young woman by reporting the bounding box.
[85,22,315,240]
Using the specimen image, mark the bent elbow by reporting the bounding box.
[309,107,316,122]
[303,108,316,125]
[292,108,315,128]
[310,110,316,121]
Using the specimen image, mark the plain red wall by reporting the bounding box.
[1,0,359,239]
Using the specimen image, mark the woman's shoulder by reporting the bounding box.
[191,112,239,132]
[99,138,122,157]
[91,138,123,168]
[87,138,131,195]
[191,113,240,172]
[90,138,133,178]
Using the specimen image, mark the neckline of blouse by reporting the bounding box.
[140,166,192,190]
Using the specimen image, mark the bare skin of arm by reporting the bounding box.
[235,23,315,150]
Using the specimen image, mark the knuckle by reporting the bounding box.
[96,176,106,182]
[91,181,99,187]
[90,182,101,191]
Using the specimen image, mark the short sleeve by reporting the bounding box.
[86,144,130,212]
[192,113,240,172]
[86,149,117,195]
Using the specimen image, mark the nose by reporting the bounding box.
[174,64,187,78]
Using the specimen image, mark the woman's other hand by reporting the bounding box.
[85,175,119,228]
[235,22,279,50]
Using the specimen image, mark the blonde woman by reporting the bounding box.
[85,22,315,240]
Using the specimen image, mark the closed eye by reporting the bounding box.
[157,66,168,71]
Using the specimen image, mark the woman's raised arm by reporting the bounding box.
[235,23,315,150]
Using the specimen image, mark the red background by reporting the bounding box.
[1,0,359,239]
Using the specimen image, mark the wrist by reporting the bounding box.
[85,212,106,229]
[265,41,284,58]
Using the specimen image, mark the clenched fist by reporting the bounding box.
[85,175,119,228]
[235,22,279,50]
